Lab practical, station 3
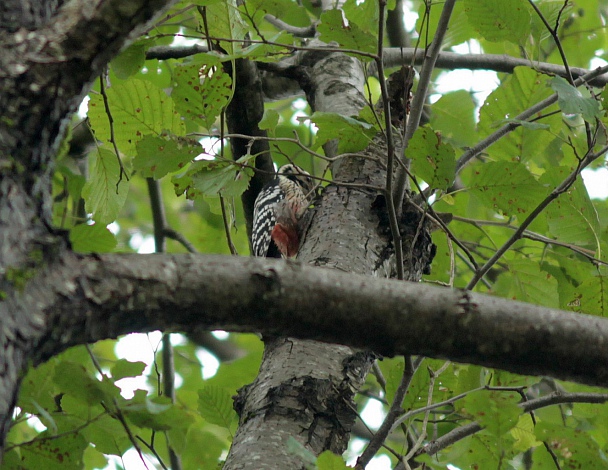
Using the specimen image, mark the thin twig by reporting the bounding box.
[416,391,608,458]
[146,178,182,470]
[393,0,457,210]
[375,0,404,280]
[357,357,421,467]
[98,75,129,187]
[136,436,170,470]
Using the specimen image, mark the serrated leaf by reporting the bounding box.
[134,134,202,179]
[551,76,603,122]
[88,79,184,154]
[468,161,545,219]
[82,149,129,225]
[430,90,477,147]
[342,0,378,36]
[494,259,559,307]
[409,127,456,191]
[461,391,520,436]
[318,9,377,55]
[69,223,117,253]
[111,360,147,381]
[478,67,559,163]
[541,166,601,248]
[463,0,531,44]
[307,112,377,153]
[198,385,235,429]
[200,0,248,55]
[316,450,349,470]
[511,414,542,452]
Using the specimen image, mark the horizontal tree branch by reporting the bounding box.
[19,252,608,389]
[383,49,608,87]
[145,45,608,87]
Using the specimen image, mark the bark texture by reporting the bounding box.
[0,0,179,456]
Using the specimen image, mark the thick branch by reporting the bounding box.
[21,252,608,388]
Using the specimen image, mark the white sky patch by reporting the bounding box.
[107,221,119,235]
[433,41,499,107]
[128,232,156,254]
[196,348,221,379]
[212,330,230,340]
[360,398,387,430]
[582,167,608,199]
[107,448,160,470]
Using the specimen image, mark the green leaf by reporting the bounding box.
[478,67,559,164]
[461,390,520,436]
[111,359,147,381]
[510,414,542,452]
[408,126,456,191]
[534,421,607,469]
[308,112,377,154]
[88,79,185,154]
[171,59,214,132]
[494,258,559,307]
[200,0,248,55]
[173,158,253,199]
[4,431,87,470]
[82,149,129,225]
[541,166,601,248]
[123,391,195,432]
[239,0,310,28]
[341,0,378,37]
[53,362,119,405]
[259,108,280,131]
[318,9,377,55]
[463,0,531,44]
[198,385,235,429]
[200,63,233,128]
[134,134,202,179]
[69,223,117,253]
[181,427,226,469]
[316,450,349,469]
[429,90,477,148]
[81,414,132,456]
[468,161,546,219]
[111,40,150,79]
[551,76,603,122]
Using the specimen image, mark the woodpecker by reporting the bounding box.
[252,164,314,258]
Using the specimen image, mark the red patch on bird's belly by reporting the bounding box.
[271,223,300,258]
